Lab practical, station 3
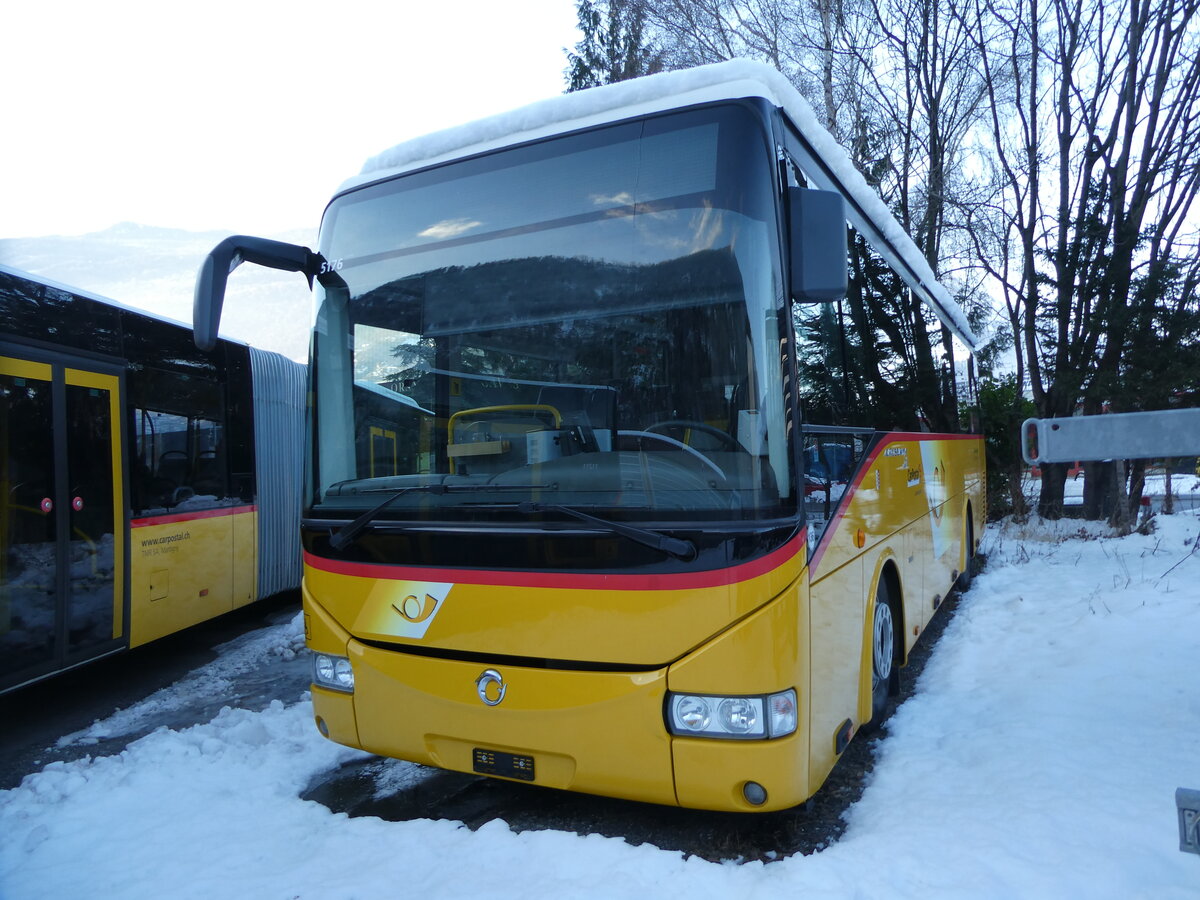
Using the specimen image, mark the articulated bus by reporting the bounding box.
[0,266,304,693]
[194,60,985,812]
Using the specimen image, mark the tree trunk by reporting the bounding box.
[1108,458,1131,535]
[1038,462,1068,519]
[1127,459,1147,517]
[1008,459,1029,522]
[1082,461,1113,520]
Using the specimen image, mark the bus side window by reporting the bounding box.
[129,369,228,515]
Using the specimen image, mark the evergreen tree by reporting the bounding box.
[565,0,665,92]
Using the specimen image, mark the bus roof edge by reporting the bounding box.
[344,60,977,350]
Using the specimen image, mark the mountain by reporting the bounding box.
[0,223,317,361]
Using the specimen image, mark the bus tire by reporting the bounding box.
[865,579,897,731]
[956,516,975,593]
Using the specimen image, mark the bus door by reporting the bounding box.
[0,351,126,690]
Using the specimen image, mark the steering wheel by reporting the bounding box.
[644,420,742,452]
[617,430,727,483]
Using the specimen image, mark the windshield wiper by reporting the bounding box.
[515,501,696,561]
[326,483,552,551]
[328,485,447,551]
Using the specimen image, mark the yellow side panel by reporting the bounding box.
[128,508,246,647]
[808,555,864,791]
[66,367,124,639]
[811,435,982,583]
[900,521,927,633]
[805,433,985,792]
[0,358,52,380]
[0,358,53,638]
[305,584,361,748]
[667,582,813,811]
[232,509,258,607]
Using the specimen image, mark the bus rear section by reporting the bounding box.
[0,266,304,693]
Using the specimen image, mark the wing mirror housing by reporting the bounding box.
[193,235,326,351]
[788,188,848,303]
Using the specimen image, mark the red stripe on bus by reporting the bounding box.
[131,504,258,528]
[304,529,807,592]
[877,431,981,442]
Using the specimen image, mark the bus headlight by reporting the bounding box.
[667,689,796,740]
[676,695,711,731]
[312,653,355,693]
[718,698,759,735]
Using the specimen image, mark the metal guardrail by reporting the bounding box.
[1022,409,1200,465]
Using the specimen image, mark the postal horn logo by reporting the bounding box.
[393,592,440,624]
[385,581,453,639]
[475,669,507,706]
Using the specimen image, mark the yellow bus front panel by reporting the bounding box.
[346,637,677,807]
[667,579,812,811]
[301,535,805,668]
[305,584,361,748]
[303,538,809,810]
[671,732,807,812]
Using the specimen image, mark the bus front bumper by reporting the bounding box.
[327,639,679,807]
[306,590,813,812]
[311,645,813,812]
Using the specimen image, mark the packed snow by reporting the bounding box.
[2,515,1199,898]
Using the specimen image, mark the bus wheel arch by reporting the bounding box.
[861,560,903,732]
[956,501,976,593]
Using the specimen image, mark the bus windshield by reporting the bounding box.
[310,103,794,522]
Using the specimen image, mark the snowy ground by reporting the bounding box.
[2,515,1199,899]
[1041,470,1200,511]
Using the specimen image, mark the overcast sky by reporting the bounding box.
[2,0,580,239]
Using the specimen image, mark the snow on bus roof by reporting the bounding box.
[347,59,976,349]
[0,262,254,349]
[0,263,199,335]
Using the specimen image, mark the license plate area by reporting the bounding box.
[473,748,535,782]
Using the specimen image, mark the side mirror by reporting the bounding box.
[193,235,324,351]
[788,188,848,303]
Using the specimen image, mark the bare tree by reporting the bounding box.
[961,0,1200,521]
[642,0,993,432]
[634,0,1200,519]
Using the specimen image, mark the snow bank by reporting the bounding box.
[2,516,1198,898]
[832,513,1200,897]
[53,612,307,749]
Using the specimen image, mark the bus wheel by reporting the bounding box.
[956,518,975,593]
[866,580,897,729]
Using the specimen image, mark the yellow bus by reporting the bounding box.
[1,266,304,693]
[194,60,985,812]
